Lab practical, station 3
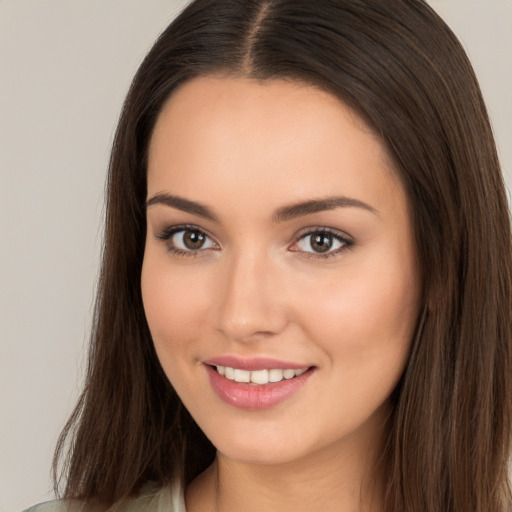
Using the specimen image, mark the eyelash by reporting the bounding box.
[155,224,217,258]
[155,224,354,260]
[291,227,354,259]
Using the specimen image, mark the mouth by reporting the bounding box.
[212,365,309,385]
[204,362,315,410]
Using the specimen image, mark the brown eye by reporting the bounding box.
[293,229,349,257]
[168,228,216,252]
[182,230,206,249]
[310,233,334,253]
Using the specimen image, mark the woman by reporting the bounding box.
[28,0,512,511]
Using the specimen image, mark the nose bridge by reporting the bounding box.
[215,245,287,342]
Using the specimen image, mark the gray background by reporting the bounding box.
[1,1,511,511]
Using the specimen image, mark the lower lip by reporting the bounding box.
[205,365,314,410]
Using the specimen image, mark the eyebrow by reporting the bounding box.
[146,193,219,221]
[272,196,377,222]
[146,193,377,222]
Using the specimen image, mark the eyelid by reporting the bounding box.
[289,226,354,258]
[293,226,354,242]
[155,224,220,255]
[154,223,353,259]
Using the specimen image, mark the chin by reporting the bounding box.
[202,419,335,468]
[217,441,307,466]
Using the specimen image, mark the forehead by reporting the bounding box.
[149,75,378,157]
[147,76,402,216]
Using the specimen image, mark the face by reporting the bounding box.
[142,76,421,466]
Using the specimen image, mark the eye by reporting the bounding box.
[156,225,218,255]
[291,229,352,257]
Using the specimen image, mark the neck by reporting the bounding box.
[186,413,390,512]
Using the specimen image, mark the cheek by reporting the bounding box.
[290,258,419,436]
[141,251,212,363]
[295,251,420,377]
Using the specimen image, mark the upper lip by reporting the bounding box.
[203,356,312,371]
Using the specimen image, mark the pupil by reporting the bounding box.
[184,230,205,249]
[311,233,332,253]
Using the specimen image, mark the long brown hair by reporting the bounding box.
[53,1,512,510]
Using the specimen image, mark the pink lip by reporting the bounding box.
[203,356,309,371]
[204,364,315,410]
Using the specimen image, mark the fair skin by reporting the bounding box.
[141,76,421,512]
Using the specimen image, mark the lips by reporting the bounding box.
[203,357,315,409]
[203,356,310,371]
[215,365,308,384]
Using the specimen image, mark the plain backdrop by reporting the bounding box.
[0,1,511,511]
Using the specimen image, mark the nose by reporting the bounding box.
[214,250,289,343]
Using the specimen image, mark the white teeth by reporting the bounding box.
[283,369,295,380]
[250,369,269,385]
[233,369,251,383]
[215,365,308,385]
[268,369,284,382]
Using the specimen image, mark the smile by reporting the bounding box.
[215,365,308,385]
[205,363,315,410]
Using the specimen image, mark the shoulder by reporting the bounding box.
[23,483,185,512]
[109,483,185,512]
[23,500,85,512]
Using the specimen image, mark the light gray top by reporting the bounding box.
[23,482,186,512]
